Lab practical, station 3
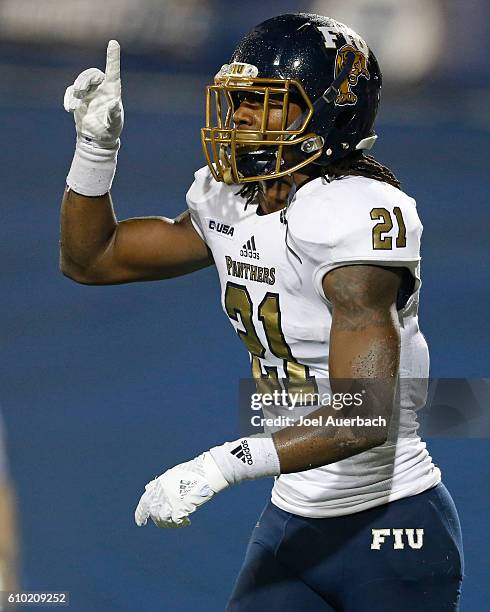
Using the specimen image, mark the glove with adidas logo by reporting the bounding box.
[135,437,280,529]
[135,452,228,528]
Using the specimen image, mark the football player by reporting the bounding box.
[60,14,463,611]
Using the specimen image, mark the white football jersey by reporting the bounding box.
[187,166,441,518]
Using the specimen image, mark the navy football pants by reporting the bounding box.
[227,483,463,611]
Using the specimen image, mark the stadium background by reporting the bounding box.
[1,0,488,609]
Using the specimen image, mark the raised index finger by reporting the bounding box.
[105,39,120,82]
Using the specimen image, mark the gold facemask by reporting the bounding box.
[201,62,321,185]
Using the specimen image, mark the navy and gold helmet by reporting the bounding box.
[201,13,381,184]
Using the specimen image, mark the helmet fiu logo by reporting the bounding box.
[334,45,370,106]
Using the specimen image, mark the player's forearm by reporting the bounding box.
[272,391,391,473]
[61,40,123,281]
[60,188,117,280]
[273,318,400,474]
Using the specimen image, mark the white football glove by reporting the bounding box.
[64,39,123,148]
[64,40,123,196]
[135,452,229,528]
[135,438,281,529]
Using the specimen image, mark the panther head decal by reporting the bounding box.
[334,45,370,106]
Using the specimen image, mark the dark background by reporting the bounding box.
[1,1,488,610]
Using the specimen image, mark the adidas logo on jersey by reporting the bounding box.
[230,440,253,465]
[240,236,260,260]
[179,479,197,498]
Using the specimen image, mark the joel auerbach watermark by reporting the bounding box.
[238,378,490,438]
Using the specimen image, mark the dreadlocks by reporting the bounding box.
[235,182,261,209]
[322,151,401,189]
[236,151,401,208]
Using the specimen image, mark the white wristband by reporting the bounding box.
[209,436,281,486]
[66,137,120,197]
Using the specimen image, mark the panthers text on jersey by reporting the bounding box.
[187,166,440,518]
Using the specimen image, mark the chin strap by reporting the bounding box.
[282,182,304,265]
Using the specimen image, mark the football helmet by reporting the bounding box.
[201,13,381,184]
